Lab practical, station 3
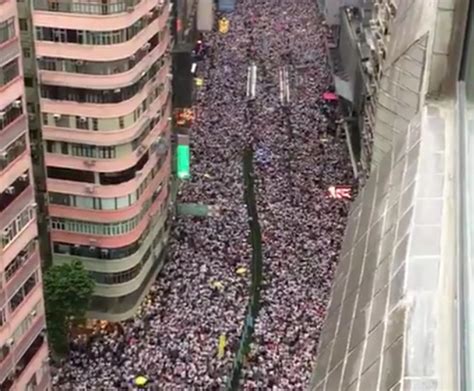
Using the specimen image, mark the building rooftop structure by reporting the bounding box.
[0,0,50,387]
[15,0,174,321]
[312,0,470,389]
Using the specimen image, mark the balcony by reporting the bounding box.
[40,62,171,118]
[33,0,142,15]
[47,147,171,198]
[38,30,171,90]
[0,38,19,70]
[44,112,168,173]
[0,115,28,158]
[0,313,46,386]
[49,162,167,223]
[54,209,167,272]
[34,3,170,62]
[50,180,169,248]
[0,187,34,232]
[5,251,40,299]
[42,85,171,146]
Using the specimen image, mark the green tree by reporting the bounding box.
[43,261,95,356]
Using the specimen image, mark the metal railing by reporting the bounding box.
[33,0,142,15]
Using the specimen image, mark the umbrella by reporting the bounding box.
[236,267,247,276]
[323,91,338,101]
[134,376,148,387]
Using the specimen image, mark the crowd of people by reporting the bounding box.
[52,0,353,389]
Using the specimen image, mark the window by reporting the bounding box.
[49,192,70,206]
[47,166,95,183]
[24,77,33,87]
[0,307,5,328]
[5,240,36,282]
[0,170,31,212]
[1,207,35,248]
[18,19,28,32]
[35,9,161,45]
[40,65,164,103]
[0,18,15,44]
[0,59,19,86]
[51,209,145,236]
[22,48,31,58]
[0,135,27,173]
[9,271,38,313]
[0,97,24,132]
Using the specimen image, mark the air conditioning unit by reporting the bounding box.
[31,202,38,208]
[12,100,22,109]
[85,185,95,193]
[6,338,14,347]
[143,43,151,51]
[101,249,109,255]
[76,60,84,66]
[0,151,8,160]
[2,228,9,237]
[53,113,62,120]
[6,186,15,194]
[135,170,143,178]
[79,116,87,122]
[113,88,121,93]
[166,73,173,80]
[0,112,5,120]
[30,310,37,317]
[167,117,172,122]
[20,173,29,181]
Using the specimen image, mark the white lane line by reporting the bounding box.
[251,63,257,99]
[246,66,251,98]
[279,68,284,104]
[285,68,290,104]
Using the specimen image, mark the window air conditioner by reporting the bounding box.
[0,151,8,159]
[20,173,29,181]
[6,338,14,347]
[53,113,62,120]
[12,100,22,109]
[6,186,15,194]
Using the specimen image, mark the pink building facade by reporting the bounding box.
[27,0,173,321]
[0,0,50,389]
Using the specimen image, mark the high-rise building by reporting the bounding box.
[15,0,174,322]
[0,0,50,389]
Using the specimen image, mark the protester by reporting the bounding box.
[52,0,353,389]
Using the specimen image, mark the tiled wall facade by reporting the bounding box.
[310,104,453,391]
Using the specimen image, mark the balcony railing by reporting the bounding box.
[33,0,142,15]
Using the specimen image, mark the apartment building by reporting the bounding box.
[0,0,50,389]
[14,0,174,322]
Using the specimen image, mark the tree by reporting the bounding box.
[43,261,95,356]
